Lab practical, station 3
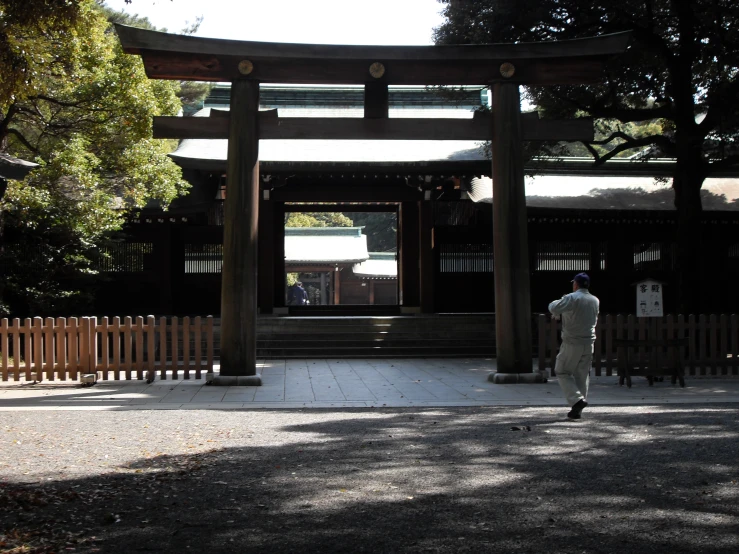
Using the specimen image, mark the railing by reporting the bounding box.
[538,314,739,377]
[0,316,214,382]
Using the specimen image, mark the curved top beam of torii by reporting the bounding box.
[114,24,631,86]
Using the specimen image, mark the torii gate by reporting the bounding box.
[115,25,630,385]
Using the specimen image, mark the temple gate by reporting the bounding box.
[115,25,630,384]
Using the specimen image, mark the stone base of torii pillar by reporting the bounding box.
[206,373,262,386]
[489,371,548,384]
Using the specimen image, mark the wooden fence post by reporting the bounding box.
[171,316,179,380]
[124,316,133,380]
[194,316,202,379]
[605,315,614,376]
[207,316,214,373]
[1,319,8,381]
[183,316,190,379]
[12,318,21,381]
[89,317,98,377]
[56,317,67,381]
[593,315,602,377]
[146,315,156,383]
[23,318,32,381]
[44,317,54,381]
[548,315,558,375]
[159,316,168,380]
[112,316,122,380]
[699,315,707,376]
[537,314,546,372]
[731,314,738,376]
[67,317,78,381]
[720,314,728,376]
[32,317,43,382]
[100,317,109,380]
[79,317,90,374]
[135,316,145,380]
[709,314,718,376]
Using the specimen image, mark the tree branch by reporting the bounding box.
[589,130,635,146]
[7,129,39,156]
[589,133,675,165]
[27,95,85,109]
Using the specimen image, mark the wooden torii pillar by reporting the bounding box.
[115,24,630,384]
[218,79,262,385]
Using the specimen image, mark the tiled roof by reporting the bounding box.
[353,253,398,278]
[170,107,484,167]
[172,137,483,164]
[285,227,369,263]
[0,153,39,180]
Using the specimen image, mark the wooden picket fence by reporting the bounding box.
[538,314,739,377]
[0,316,214,382]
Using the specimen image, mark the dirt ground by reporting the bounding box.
[1,405,738,553]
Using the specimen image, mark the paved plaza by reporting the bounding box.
[1,358,738,410]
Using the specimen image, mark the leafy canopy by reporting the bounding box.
[0,0,191,315]
[434,0,739,182]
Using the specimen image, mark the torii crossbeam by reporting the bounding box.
[116,24,630,385]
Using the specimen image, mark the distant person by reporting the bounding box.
[288,281,308,306]
[548,272,600,419]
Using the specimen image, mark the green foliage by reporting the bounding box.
[344,212,397,252]
[285,212,354,228]
[434,0,739,188]
[0,0,88,112]
[0,0,194,316]
[100,3,212,113]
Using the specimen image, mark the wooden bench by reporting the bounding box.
[614,338,687,388]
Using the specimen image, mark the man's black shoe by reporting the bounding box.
[567,399,588,419]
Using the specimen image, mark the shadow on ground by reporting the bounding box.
[1,406,738,553]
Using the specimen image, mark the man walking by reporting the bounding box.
[548,273,600,419]
[292,281,308,305]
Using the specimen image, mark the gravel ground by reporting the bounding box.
[1,405,738,554]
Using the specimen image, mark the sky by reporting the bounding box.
[104,0,447,45]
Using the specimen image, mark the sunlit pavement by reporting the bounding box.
[1,358,738,410]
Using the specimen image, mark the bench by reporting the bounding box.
[614,338,687,388]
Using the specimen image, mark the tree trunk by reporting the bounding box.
[672,141,706,315]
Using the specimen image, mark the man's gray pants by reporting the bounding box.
[554,342,593,407]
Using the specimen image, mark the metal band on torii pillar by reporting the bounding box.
[489,82,541,384]
[211,78,262,386]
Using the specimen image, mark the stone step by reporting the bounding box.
[256,346,496,358]
[215,315,498,358]
[258,337,493,348]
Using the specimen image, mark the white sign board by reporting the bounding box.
[636,279,663,317]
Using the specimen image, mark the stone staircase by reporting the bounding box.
[215,315,496,358]
[256,315,496,358]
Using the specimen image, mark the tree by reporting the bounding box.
[101,4,212,114]
[345,212,397,252]
[434,0,739,312]
[0,0,191,316]
[284,212,354,228]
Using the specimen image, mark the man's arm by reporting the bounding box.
[548,294,573,316]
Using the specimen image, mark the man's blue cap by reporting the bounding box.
[572,273,590,288]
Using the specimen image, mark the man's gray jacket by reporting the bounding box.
[548,289,600,345]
